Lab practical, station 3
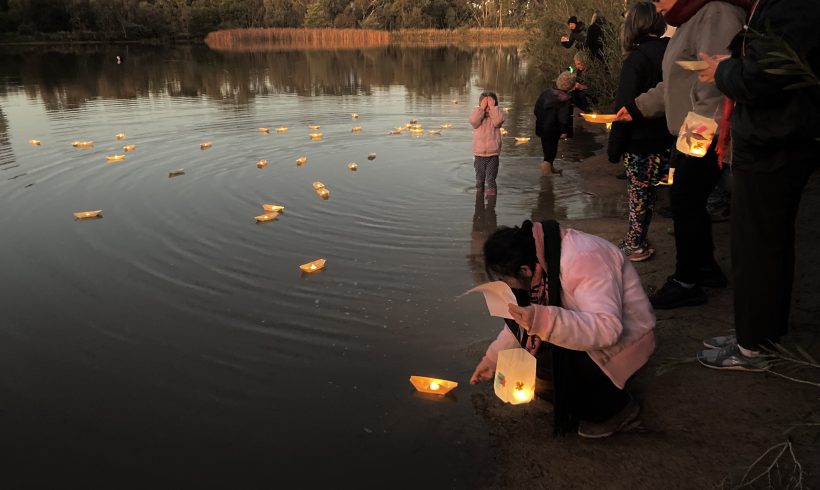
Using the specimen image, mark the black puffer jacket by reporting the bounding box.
[715,0,820,166]
[607,37,672,163]
[534,89,573,138]
[561,22,587,49]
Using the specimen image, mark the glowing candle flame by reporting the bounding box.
[513,388,533,403]
[429,382,441,391]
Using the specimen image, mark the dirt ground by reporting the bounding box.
[471,140,820,489]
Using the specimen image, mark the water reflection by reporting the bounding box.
[0,106,13,169]
[468,191,497,283]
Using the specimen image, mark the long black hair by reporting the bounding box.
[483,220,537,281]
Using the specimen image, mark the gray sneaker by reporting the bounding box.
[577,397,641,439]
[697,344,771,372]
[703,334,736,349]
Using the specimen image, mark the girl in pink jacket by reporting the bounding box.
[469,92,505,196]
[470,220,656,438]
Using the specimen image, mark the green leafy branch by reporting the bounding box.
[748,25,819,90]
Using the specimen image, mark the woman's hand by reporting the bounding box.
[470,357,495,384]
[560,35,570,43]
[508,303,535,331]
[697,52,730,83]
[614,106,633,122]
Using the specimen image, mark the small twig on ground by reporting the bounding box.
[728,440,804,490]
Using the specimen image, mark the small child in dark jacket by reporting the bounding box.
[534,71,575,175]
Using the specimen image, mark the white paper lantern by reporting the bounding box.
[494,348,536,405]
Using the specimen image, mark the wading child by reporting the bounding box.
[534,72,575,175]
[607,2,671,262]
[470,220,656,438]
[469,92,505,195]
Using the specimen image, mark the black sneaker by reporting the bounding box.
[651,277,707,309]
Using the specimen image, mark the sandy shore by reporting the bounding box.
[471,126,820,489]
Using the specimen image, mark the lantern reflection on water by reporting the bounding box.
[73,210,102,220]
[409,376,458,395]
[300,258,326,273]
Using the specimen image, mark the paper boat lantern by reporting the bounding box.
[168,169,185,177]
[409,376,458,395]
[352,113,359,119]
[255,213,279,223]
[308,124,320,130]
[514,137,531,143]
[123,144,136,152]
[428,130,441,136]
[502,107,510,113]
[347,162,358,171]
[351,126,362,132]
[300,258,326,273]
[262,203,285,213]
[296,156,307,166]
[29,139,41,146]
[106,155,126,162]
[312,181,326,190]
[275,127,288,133]
[72,140,93,148]
[393,127,405,133]
[367,153,376,160]
[200,142,212,150]
[409,128,424,135]
[676,60,709,71]
[316,188,331,200]
[440,123,452,129]
[256,159,268,169]
[115,133,126,140]
[309,133,323,140]
[580,113,618,124]
[259,127,270,133]
[74,210,102,220]
[494,348,536,405]
[499,128,508,136]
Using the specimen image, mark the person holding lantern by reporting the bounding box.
[613,0,751,309]
[470,220,656,438]
[691,0,820,370]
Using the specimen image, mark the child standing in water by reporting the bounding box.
[469,92,505,195]
[534,72,575,175]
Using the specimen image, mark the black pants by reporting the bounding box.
[670,145,723,283]
[540,133,560,163]
[732,148,819,349]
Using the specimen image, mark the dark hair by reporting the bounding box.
[622,2,666,54]
[483,220,537,281]
[567,16,578,25]
[479,91,499,105]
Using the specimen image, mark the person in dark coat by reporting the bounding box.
[561,16,587,49]
[534,71,575,175]
[608,2,672,262]
[695,0,820,370]
[585,12,608,60]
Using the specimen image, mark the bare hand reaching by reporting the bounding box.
[614,106,633,122]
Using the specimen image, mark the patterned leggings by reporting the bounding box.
[474,155,500,190]
[623,152,665,249]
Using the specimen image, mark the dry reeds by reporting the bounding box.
[204,28,390,51]
[391,28,529,47]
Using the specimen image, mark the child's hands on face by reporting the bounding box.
[480,97,488,110]
[486,97,495,108]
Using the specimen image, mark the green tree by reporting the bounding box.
[303,0,330,28]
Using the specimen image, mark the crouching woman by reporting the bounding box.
[470,220,655,438]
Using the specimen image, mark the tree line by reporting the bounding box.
[0,0,541,40]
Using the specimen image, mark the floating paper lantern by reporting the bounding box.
[394,127,405,133]
[409,128,424,135]
[675,60,709,71]
[29,139,41,146]
[308,124,320,130]
[351,126,362,132]
[168,169,185,177]
[73,210,102,220]
[256,159,268,169]
[259,127,270,133]
[502,107,510,113]
[300,258,326,273]
[494,348,536,405]
[440,123,452,129]
[72,140,93,148]
[275,127,288,133]
[409,376,458,395]
[347,162,358,171]
[351,113,359,119]
[428,130,441,136]
[312,181,326,190]
[316,188,331,200]
[499,128,508,136]
[123,144,136,152]
[296,156,307,166]
[514,137,531,143]
[115,133,126,140]
[309,133,323,140]
[200,142,212,150]
[255,213,278,223]
[262,203,284,213]
[367,153,376,160]
[106,155,126,162]
[580,113,618,124]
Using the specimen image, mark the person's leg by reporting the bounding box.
[571,351,629,423]
[623,153,654,250]
[473,156,486,190]
[540,135,560,175]
[484,155,500,194]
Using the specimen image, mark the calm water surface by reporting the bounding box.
[0,44,615,487]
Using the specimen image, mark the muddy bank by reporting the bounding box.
[471,124,820,489]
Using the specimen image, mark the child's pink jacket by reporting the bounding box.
[482,223,656,389]
[469,106,505,156]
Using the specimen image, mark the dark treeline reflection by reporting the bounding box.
[0,44,540,110]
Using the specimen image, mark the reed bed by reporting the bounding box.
[204,28,528,51]
[204,28,390,51]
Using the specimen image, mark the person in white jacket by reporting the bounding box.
[470,220,656,438]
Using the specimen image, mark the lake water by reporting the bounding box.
[0,44,615,487]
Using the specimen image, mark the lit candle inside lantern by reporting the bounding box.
[513,387,534,403]
[409,376,458,395]
[347,162,358,171]
[275,127,288,133]
[309,133,323,140]
[300,258,326,273]
[256,159,268,169]
[73,210,102,220]
[429,382,441,391]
